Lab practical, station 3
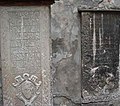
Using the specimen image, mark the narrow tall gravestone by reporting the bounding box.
[0,0,54,106]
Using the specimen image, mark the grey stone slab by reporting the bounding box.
[80,11,120,105]
[0,7,52,106]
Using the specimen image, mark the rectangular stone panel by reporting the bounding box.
[81,12,120,103]
[0,7,51,106]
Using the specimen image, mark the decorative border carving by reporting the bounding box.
[12,73,42,106]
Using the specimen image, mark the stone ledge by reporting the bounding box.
[78,7,120,12]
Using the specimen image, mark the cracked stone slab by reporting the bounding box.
[0,7,52,106]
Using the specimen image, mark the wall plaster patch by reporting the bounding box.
[12,73,42,106]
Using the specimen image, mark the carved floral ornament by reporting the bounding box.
[12,73,42,106]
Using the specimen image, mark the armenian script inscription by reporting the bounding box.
[9,11,41,73]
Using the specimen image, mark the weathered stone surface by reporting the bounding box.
[1,0,120,106]
[82,102,110,106]
[0,69,2,106]
[0,7,51,106]
[51,0,120,106]
[51,0,82,105]
[81,12,119,98]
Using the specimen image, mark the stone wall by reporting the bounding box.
[0,0,120,106]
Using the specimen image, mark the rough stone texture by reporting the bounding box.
[0,0,120,106]
[51,0,120,106]
[0,69,2,106]
[51,0,82,105]
[0,7,51,106]
[81,12,119,98]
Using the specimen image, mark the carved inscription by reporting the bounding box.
[12,73,42,106]
[8,10,43,105]
[81,12,119,102]
[9,11,41,73]
[1,7,51,106]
